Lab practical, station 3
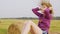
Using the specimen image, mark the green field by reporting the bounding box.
[0,19,60,34]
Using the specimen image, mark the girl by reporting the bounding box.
[21,2,53,34]
[32,2,53,34]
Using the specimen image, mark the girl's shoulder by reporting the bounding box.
[46,7,52,10]
[46,7,53,12]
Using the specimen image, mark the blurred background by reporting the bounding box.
[0,0,60,34]
[0,0,60,18]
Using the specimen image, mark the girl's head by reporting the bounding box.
[41,2,53,14]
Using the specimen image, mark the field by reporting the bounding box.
[0,19,60,34]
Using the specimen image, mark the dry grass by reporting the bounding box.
[0,19,60,34]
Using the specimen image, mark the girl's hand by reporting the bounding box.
[49,7,53,10]
[39,7,44,13]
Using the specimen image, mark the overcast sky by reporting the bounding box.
[0,0,60,18]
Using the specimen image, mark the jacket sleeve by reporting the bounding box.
[32,7,43,17]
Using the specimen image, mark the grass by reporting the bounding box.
[0,19,60,34]
[0,29,7,34]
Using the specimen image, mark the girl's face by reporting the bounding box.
[42,4,47,9]
[41,4,47,13]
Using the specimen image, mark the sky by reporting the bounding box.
[0,0,60,18]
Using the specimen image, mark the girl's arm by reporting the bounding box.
[32,7,43,17]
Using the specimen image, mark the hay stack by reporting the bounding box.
[8,21,25,34]
[8,20,40,34]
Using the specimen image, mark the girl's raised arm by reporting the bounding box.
[32,7,43,17]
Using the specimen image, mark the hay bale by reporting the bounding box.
[8,20,42,34]
[8,22,25,34]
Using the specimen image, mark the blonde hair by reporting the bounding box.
[41,2,52,8]
[41,2,53,14]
